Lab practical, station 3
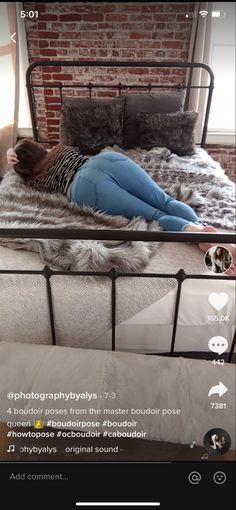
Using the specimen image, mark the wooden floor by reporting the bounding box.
[1,423,235,462]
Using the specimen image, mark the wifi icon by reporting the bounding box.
[199,10,208,17]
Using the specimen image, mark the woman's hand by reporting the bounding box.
[7,148,19,166]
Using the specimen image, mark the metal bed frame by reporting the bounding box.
[0,61,235,362]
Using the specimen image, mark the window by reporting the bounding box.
[208,2,235,136]
[0,3,16,129]
[17,2,32,133]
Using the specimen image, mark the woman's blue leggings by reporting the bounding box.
[70,151,200,231]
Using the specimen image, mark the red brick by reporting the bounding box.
[128,68,150,75]
[49,41,71,48]
[141,41,162,49]
[47,126,59,133]
[44,67,61,74]
[44,95,60,105]
[46,104,61,111]
[39,31,59,39]
[82,14,104,22]
[130,31,152,39]
[61,32,81,39]
[35,3,46,13]
[164,3,190,12]
[171,69,186,75]
[44,89,54,95]
[162,41,184,49]
[51,74,73,80]
[39,40,48,48]
[117,3,141,12]
[38,14,58,21]
[177,14,190,21]
[154,14,175,21]
[41,74,53,80]
[40,49,57,56]
[37,22,47,30]
[59,14,82,21]
[141,4,164,12]
[105,14,127,22]
[96,90,117,97]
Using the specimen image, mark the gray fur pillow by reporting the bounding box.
[59,96,125,154]
[136,111,198,156]
[123,89,186,149]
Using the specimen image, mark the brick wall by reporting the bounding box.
[23,2,235,180]
[206,144,236,182]
[24,1,194,141]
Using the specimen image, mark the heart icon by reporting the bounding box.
[208,293,229,311]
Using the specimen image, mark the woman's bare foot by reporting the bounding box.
[198,226,217,252]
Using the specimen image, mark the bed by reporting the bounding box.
[0,60,235,360]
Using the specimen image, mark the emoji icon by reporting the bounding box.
[34,419,44,429]
[208,292,228,311]
[208,336,228,355]
[208,382,228,397]
[213,471,227,485]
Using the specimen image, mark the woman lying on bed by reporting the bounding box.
[6,140,235,265]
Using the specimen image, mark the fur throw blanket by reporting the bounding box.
[0,170,163,273]
[0,146,235,272]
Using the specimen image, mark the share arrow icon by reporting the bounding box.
[208,382,228,397]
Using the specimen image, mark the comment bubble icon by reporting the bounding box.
[208,336,228,355]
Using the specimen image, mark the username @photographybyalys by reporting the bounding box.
[4,391,182,457]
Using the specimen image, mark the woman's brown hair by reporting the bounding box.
[14,139,47,178]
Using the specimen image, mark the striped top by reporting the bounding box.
[27,145,88,195]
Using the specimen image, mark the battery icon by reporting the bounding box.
[212,10,226,18]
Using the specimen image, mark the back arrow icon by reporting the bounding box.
[208,381,228,397]
[10,32,16,43]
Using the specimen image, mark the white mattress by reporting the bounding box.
[0,243,235,354]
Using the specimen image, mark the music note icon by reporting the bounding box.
[7,444,15,453]
[201,453,209,459]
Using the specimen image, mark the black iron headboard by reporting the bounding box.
[26,60,214,148]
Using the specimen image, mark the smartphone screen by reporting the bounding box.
[0,1,235,508]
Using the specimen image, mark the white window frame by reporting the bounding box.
[206,2,235,145]
[17,2,33,137]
